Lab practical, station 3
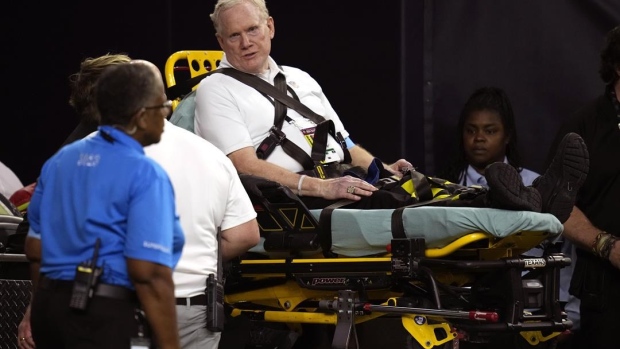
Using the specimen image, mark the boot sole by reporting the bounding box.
[543,134,589,222]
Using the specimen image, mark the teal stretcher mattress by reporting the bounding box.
[250,207,563,257]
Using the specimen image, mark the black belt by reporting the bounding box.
[175,294,207,306]
[38,275,138,302]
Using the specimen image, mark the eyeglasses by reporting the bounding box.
[144,100,173,111]
[144,100,173,118]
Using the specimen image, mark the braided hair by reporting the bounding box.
[438,87,524,183]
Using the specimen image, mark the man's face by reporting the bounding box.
[462,109,509,171]
[216,2,274,74]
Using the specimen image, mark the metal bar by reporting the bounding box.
[365,304,498,323]
[0,254,28,262]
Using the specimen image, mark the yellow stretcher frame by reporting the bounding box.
[163,50,569,349]
[165,50,223,110]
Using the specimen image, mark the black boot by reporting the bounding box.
[485,162,542,212]
[532,133,589,223]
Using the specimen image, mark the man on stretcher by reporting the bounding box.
[195,0,588,223]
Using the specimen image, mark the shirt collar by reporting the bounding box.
[463,156,509,187]
[97,125,144,154]
[220,54,282,82]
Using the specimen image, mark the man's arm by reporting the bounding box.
[220,219,260,261]
[227,146,377,200]
[349,144,413,177]
[563,206,620,269]
[127,259,180,349]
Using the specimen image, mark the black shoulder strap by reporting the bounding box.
[218,69,352,168]
[167,70,218,101]
[218,68,328,125]
[167,68,352,171]
[167,68,326,125]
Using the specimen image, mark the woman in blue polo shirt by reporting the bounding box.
[24,62,184,349]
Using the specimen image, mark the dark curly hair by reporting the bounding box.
[599,25,620,85]
[438,87,523,183]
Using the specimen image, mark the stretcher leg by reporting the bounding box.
[331,290,359,349]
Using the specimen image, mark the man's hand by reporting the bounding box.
[317,175,377,200]
[385,159,414,178]
[17,305,35,349]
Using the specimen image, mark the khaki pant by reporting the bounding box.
[176,304,221,349]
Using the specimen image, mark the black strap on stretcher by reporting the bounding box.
[391,196,456,239]
[318,199,354,258]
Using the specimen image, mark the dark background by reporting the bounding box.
[2,1,619,348]
[2,0,619,185]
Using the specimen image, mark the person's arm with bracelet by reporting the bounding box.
[227,146,377,200]
[562,206,620,269]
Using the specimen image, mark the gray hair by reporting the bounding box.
[210,0,270,34]
[95,63,161,127]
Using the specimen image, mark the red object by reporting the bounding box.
[386,244,392,253]
[9,182,36,213]
[469,311,499,323]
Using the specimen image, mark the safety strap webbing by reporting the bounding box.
[167,68,352,172]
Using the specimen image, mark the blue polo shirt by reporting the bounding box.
[28,126,185,289]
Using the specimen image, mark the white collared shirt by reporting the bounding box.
[459,157,540,187]
[145,121,256,297]
[194,55,350,173]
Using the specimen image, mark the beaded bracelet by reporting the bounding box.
[592,232,608,255]
[601,236,619,261]
[592,231,619,260]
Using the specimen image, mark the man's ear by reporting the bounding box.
[134,109,149,130]
[267,17,275,39]
[216,33,225,48]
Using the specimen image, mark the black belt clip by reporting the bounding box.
[257,126,287,160]
[256,126,286,160]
